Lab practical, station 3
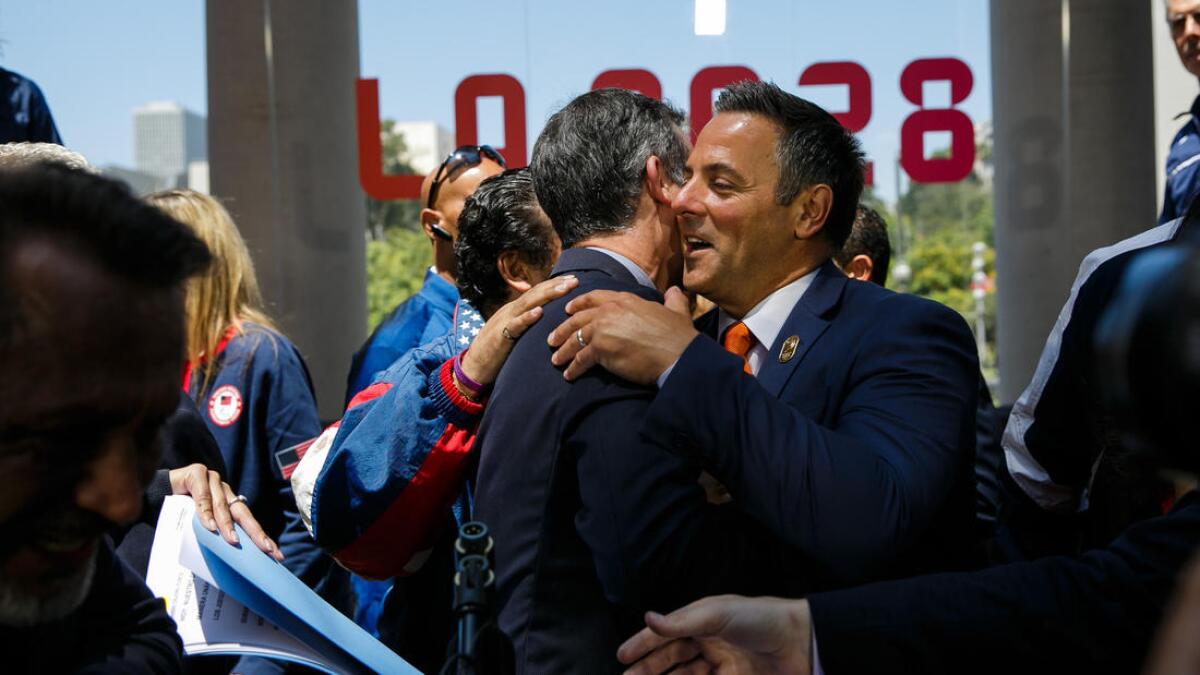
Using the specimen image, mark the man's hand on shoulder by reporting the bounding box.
[547,286,697,385]
[459,275,579,389]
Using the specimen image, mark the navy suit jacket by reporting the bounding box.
[808,489,1200,674]
[473,248,801,673]
[642,260,980,583]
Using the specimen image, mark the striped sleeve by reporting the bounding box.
[303,335,484,578]
[1002,218,1184,512]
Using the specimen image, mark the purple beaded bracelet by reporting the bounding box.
[452,351,488,397]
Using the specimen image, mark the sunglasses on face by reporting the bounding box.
[426,145,507,211]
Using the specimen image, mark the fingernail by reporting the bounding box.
[530,306,543,317]
[206,517,217,530]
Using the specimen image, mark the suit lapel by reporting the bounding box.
[756,261,847,397]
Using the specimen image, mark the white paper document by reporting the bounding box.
[146,495,418,674]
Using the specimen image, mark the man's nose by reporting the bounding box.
[74,441,143,527]
[671,177,699,215]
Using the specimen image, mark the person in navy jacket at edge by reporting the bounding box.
[1159,0,1200,224]
[147,189,352,675]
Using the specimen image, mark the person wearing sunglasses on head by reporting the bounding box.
[345,145,507,405]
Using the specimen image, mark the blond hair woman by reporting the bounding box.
[146,190,351,664]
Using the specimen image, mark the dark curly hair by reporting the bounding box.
[454,168,557,317]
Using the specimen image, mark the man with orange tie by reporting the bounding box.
[545,82,980,592]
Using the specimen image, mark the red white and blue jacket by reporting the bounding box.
[293,302,486,580]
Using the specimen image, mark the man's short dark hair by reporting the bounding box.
[835,205,892,286]
[531,88,688,248]
[714,80,866,249]
[0,162,211,345]
[455,168,557,317]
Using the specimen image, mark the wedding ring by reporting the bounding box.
[576,328,587,348]
[228,494,249,508]
[502,326,517,341]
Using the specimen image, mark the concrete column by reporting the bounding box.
[990,0,1156,403]
[206,0,366,419]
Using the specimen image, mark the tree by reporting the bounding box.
[366,227,432,331]
[366,120,422,240]
[897,139,997,370]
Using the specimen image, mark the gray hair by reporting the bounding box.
[531,88,689,248]
[0,143,91,171]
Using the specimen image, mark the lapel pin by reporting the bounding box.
[779,335,800,363]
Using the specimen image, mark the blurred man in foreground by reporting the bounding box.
[0,162,271,673]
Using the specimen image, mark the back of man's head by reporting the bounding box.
[0,142,90,172]
[835,206,892,286]
[531,88,689,248]
[0,162,211,346]
[714,81,866,249]
[455,167,558,317]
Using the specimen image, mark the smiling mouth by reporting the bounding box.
[684,237,713,253]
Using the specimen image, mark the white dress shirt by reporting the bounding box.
[658,268,819,386]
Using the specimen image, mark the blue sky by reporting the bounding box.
[0,0,991,204]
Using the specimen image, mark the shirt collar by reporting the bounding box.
[585,247,657,290]
[718,268,820,352]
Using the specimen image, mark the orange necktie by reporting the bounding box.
[722,321,755,374]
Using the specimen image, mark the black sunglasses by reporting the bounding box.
[426,145,507,210]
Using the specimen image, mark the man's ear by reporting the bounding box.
[792,184,834,241]
[497,250,534,294]
[644,155,675,205]
[842,254,874,282]
[420,208,443,242]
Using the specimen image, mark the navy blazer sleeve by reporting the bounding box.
[566,372,804,612]
[807,490,1200,675]
[642,298,978,582]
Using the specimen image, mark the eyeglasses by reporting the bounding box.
[426,145,507,210]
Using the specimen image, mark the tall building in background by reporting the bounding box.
[133,101,207,188]
[392,121,453,175]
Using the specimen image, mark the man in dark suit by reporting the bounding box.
[616,489,1200,675]
[548,81,979,582]
[472,89,806,673]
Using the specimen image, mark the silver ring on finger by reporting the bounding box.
[228,494,249,508]
[501,325,517,341]
[576,328,587,348]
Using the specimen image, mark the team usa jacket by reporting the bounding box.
[291,301,485,672]
[185,322,353,675]
[294,301,486,579]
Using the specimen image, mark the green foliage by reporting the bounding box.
[896,140,997,368]
[366,119,422,240]
[365,120,432,332]
[366,227,432,331]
